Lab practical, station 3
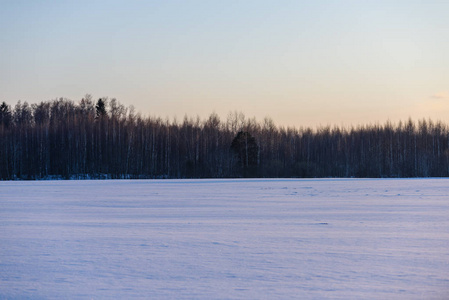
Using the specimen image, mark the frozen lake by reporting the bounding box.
[1,179,449,299]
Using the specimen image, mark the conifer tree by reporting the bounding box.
[231,131,259,177]
[95,98,107,118]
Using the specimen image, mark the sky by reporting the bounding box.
[1,0,449,128]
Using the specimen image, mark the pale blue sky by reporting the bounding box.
[1,0,448,127]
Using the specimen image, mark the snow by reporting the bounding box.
[1,178,448,299]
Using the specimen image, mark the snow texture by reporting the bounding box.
[1,178,448,299]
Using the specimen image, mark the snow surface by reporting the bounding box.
[1,178,449,299]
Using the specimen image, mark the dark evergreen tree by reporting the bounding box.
[0,101,12,128]
[95,98,107,118]
[231,131,259,177]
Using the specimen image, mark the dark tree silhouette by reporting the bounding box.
[231,131,259,177]
[0,101,12,128]
[95,98,107,118]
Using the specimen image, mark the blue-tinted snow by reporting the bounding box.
[1,179,448,299]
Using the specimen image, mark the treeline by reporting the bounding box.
[1,96,449,180]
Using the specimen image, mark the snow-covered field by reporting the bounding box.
[1,179,448,299]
